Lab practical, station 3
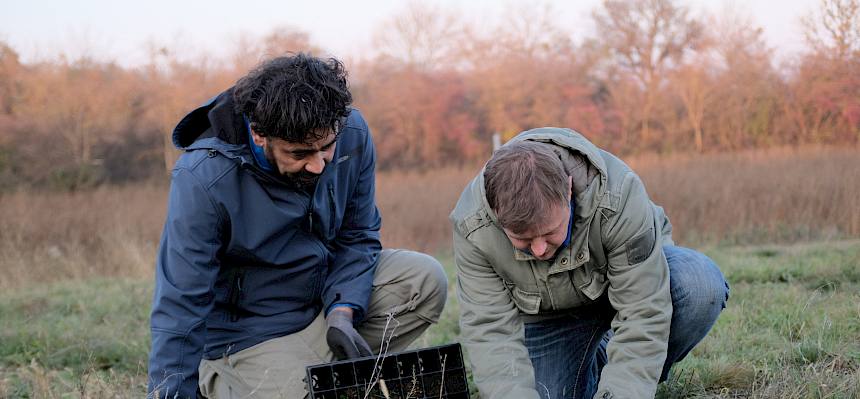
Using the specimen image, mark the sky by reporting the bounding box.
[0,0,818,67]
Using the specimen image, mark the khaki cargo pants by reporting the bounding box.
[198,249,448,398]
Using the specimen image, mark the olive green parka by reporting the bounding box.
[450,128,674,399]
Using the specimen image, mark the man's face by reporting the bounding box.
[502,203,571,261]
[501,175,573,261]
[251,129,337,187]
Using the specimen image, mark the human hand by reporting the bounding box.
[325,307,373,360]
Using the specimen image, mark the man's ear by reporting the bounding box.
[250,129,267,148]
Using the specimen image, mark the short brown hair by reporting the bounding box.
[484,141,568,234]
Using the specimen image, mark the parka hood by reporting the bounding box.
[457,127,608,231]
[172,88,247,150]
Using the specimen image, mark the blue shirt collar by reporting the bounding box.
[560,200,575,250]
[244,115,274,172]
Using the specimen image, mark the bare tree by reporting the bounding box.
[495,2,575,60]
[15,58,139,179]
[705,6,779,149]
[672,63,711,152]
[230,26,321,75]
[802,0,860,60]
[372,1,465,70]
[260,27,320,57]
[592,0,703,147]
[141,42,232,173]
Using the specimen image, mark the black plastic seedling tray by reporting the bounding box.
[305,343,470,399]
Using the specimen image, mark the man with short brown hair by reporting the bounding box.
[450,127,729,399]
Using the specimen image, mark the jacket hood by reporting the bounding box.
[510,128,607,216]
[172,88,247,150]
[470,127,608,227]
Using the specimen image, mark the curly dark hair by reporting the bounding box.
[232,53,352,144]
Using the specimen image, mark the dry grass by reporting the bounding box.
[633,145,860,246]
[0,184,166,289]
[1,146,858,289]
[375,166,478,252]
[2,360,149,399]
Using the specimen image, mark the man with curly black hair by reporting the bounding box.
[148,54,447,399]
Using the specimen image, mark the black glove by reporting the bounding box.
[326,309,373,360]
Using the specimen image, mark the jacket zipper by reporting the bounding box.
[328,184,336,238]
[226,268,244,322]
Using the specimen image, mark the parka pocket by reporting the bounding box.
[503,281,542,314]
[571,266,609,301]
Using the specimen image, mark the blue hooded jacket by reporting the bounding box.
[147,89,381,397]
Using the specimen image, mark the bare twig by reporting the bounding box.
[363,312,401,399]
[379,378,390,399]
[438,353,447,398]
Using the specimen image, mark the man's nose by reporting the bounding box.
[304,152,326,174]
[530,239,548,258]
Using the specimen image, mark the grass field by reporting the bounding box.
[1,147,858,397]
[1,240,858,398]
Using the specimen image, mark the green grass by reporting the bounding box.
[2,242,859,398]
[0,279,151,397]
[656,241,860,398]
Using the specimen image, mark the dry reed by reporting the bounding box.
[632,145,860,246]
[1,146,857,289]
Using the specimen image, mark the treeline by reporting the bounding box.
[0,0,858,189]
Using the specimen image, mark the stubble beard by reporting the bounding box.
[263,145,321,189]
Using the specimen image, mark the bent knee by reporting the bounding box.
[377,249,448,322]
[413,253,448,321]
[667,247,729,312]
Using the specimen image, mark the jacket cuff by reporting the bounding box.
[326,303,362,321]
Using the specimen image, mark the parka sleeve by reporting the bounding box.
[454,227,541,399]
[322,114,382,321]
[595,172,672,399]
[148,167,224,399]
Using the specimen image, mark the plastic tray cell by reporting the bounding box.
[312,391,336,399]
[353,358,377,386]
[308,366,334,391]
[396,352,420,379]
[445,370,468,394]
[422,371,444,397]
[400,374,425,398]
[379,378,403,399]
[439,345,464,370]
[337,386,362,399]
[417,348,442,373]
[380,357,400,381]
[331,362,356,388]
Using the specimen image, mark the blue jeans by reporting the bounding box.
[524,246,729,399]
